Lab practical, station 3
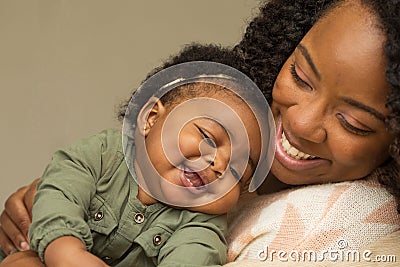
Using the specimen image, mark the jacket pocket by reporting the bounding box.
[87,195,118,235]
[134,226,172,257]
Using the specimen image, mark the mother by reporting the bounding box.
[1,0,400,265]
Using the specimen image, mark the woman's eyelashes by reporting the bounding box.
[289,62,373,137]
[290,63,312,89]
[336,113,373,136]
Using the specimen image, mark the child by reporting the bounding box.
[27,49,274,266]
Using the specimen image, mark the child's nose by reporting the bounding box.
[210,148,230,177]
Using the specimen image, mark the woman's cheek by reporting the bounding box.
[332,138,388,169]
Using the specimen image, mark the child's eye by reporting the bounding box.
[198,127,216,148]
[230,166,241,181]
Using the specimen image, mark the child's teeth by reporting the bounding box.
[281,132,316,160]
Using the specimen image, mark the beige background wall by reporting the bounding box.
[0,1,261,207]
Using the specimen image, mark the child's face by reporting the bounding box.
[137,86,262,214]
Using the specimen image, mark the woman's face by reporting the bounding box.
[271,1,394,185]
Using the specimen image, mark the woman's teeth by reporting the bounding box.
[281,132,316,160]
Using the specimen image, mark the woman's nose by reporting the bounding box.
[287,102,327,143]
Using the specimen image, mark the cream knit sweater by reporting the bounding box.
[226,163,400,266]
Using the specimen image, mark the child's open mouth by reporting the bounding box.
[180,166,208,194]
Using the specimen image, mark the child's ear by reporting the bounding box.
[137,97,166,137]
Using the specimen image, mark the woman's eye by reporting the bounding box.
[230,166,241,181]
[290,63,312,89]
[198,128,216,148]
[336,113,373,136]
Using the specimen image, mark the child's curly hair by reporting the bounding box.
[117,43,247,121]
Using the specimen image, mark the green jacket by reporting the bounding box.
[29,129,227,267]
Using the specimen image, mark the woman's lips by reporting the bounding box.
[179,166,208,194]
[275,119,327,171]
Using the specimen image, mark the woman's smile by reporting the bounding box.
[281,132,316,160]
[275,118,328,172]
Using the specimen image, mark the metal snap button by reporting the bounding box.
[94,211,104,221]
[102,256,112,261]
[134,213,144,224]
[153,234,162,246]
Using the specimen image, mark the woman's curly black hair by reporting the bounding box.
[233,0,343,103]
[235,0,400,211]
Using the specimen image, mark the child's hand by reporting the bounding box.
[44,236,109,267]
